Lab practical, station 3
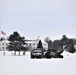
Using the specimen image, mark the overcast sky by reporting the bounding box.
[0,0,76,40]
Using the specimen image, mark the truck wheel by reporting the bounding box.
[58,55,63,58]
[31,55,35,59]
[45,54,51,58]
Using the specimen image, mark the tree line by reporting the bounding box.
[44,35,76,53]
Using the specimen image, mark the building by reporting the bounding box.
[0,39,48,51]
[0,40,9,51]
[25,39,48,50]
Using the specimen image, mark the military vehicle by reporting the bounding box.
[44,49,64,58]
[30,48,43,58]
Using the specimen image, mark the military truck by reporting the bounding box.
[30,48,44,58]
[44,49,64,58]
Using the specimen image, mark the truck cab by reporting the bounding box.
[30,48,43,58]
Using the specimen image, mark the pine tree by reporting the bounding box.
[7,31,27,55]
[37,40,43,49]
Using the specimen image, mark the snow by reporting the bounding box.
[0,51,76,75]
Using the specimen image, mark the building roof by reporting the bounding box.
[0,40,10,43]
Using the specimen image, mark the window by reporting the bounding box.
[3,47,4,49]
[3,43,4,45]
[29,44,31,46]
[6,43,8,45]
[33,44,35,45]
[6,47,7,49]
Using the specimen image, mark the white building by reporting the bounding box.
[26,39,48,50]
[0,40,9,51]
[0,39,48,51]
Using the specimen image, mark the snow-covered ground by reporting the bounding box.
[0,51,76,75]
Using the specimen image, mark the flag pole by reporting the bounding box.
[0,15,6,39]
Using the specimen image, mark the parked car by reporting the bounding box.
[45,49,64,58]
[30,48,43,58]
